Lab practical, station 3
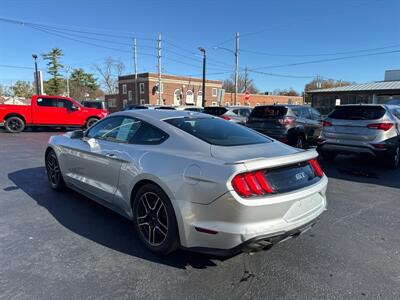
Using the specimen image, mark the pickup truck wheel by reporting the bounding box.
[86,118,99,129]
[5,116,25,133]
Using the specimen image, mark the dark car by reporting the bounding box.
[124,105,149,111]
[81,100,107,110]
[246,105,323,148]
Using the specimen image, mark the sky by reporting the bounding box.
[0,0,399,93]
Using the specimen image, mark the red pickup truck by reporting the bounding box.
[0,95,109,133]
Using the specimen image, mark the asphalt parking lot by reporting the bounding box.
[0,129,399,300]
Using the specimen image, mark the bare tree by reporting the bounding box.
[94,57,125,94]
[222,67,258,94]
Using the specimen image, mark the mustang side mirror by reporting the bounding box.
[70,130,84,139]
[70,105,79,111]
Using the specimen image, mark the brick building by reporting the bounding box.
[105,72,304,112]
[222,92,304,107]
[107,72,222,112]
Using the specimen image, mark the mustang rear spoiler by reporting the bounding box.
[226,149,319,171]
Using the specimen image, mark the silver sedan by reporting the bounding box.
[45,110,328,256]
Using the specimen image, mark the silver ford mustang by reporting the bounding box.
[45,110,328,256]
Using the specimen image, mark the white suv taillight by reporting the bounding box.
[367,123,393,131]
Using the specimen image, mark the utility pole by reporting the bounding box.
[234,32,239,105]
[316,74,321,89]
[65,65,70,97]
[157,33,162,105]
[133,38,138,104]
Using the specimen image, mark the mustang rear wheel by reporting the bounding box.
[45,150,65,191]
[5,116,25,133]
[132,183,179,255]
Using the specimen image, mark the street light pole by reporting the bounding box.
[198,47,206,107]
[65,66,71,97]
[234,32,239,106]
[32,54,40,95]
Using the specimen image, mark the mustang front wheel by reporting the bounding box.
[45,150,65,191]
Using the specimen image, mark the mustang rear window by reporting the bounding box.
[164,117,272,146]
[329,106,385,120]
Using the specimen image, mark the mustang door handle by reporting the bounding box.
[105,153,117,158]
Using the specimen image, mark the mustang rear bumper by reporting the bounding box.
[186,218,318,257]
[176,175,328,256]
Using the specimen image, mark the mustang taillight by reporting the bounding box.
[309,159,324,177]
[231,171,274,197]
[232,159,324,198]
[367,122,393,131]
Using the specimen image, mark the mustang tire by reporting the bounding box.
[132,183,180,255]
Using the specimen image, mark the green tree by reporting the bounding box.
[12,80,34,97]
[42,48,64,95]
[69,68,100,99]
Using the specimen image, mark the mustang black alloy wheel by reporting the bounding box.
[45,150,65,191]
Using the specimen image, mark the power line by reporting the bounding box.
[27,25,132,54]
[210,0,382,47]
[164,40,233,68]
[240,43,400,57]
[26,24,157,57]
[247,70,314,79]
[249,49,400,71]
[0,17,154,40]
[0,64,33,70]
[240,0,383,39]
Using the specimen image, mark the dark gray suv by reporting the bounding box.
[246,105,323,148]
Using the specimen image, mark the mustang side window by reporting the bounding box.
[130,122,169,145]
[86,117,141,143]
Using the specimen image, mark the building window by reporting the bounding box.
[236,102,241,106]
[140,83,145,94]
[212,88,218,97]
[224,102,230,106]
[211,101,217,106]
[122,84,127,94]
[128,90,132,101]
[140,99,145,105]
[123,99,128,108]
[186,90,194,104]
[174,89,181,106]
[108,99,116,107]
[196,91,202,106]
